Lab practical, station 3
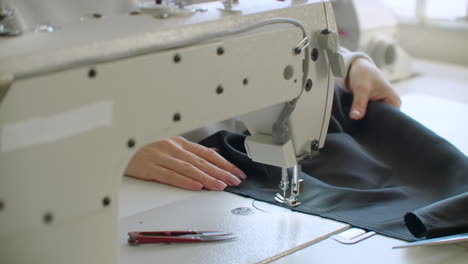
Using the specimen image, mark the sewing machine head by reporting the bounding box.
[0,1,341,263]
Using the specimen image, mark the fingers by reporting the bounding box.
[350,87,370,120]
[126,137,247,191]
[147,163,204,191]
[173,137,247,180]
[384,90,402,109]
[350,86,402,120]
[211,148,221,153]
[169,139,244,187]
[155,152,230,191]
[125,150,194,189]
[347,57,402,119]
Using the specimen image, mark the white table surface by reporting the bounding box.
[119,59,468,263]
[120,178,350,264]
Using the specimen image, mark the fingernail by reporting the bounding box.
[212,148,221,153]
[212,180,227,191]
[190,181,203,190]
[226,176,242,186]
[231,168,247,180]
[350,109,361,120]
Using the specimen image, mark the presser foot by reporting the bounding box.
[274,165,303,207]
[274,193,302,207]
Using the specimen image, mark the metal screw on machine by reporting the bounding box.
[305,79,313,92]
[102,196,111,207]
[88,68,97,78]
[216,85,224,94]
[127,138,136,148]
[173,112,181,122]
[43,212,53,224]
[311,48,319,61]
[173,54,182,63]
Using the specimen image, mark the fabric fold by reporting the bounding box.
[405,193,468,238]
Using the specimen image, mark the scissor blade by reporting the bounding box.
[197,231,234,237]
[198,234,237,242]
[177,232,233,238]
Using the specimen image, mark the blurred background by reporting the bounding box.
[383,0,468,67]
[332,0,468,155]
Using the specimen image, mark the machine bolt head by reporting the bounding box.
[102,196,111,207]
[311,48,319,61]
[305,79,313,92]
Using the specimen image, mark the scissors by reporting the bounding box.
[128,231,237,245]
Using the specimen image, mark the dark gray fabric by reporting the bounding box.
[405,193,468,239]
[199,87,468,241]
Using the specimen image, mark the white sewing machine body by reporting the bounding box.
[332,0,413,82]
[0,1,338,263]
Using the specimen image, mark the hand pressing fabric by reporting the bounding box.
[346,58,401,120]
[125,136,247,191]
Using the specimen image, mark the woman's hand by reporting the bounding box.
[346,58,401,120]
[125,136,247,191]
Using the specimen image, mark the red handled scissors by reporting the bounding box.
[128,231,236,245]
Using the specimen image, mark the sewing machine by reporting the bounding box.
[0,1,343,263]
[332,0,413,82]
